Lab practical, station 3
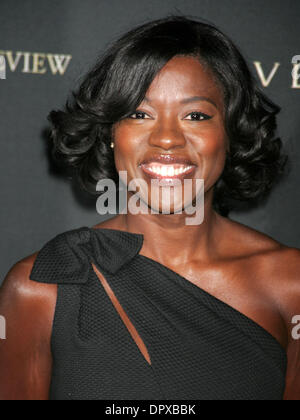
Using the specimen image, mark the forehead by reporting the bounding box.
[144,56,223,109]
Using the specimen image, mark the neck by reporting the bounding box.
[119,189,225,266]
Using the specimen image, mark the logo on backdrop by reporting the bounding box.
[0,50,72,76]
[0,50,299,88]
[253,56,300,88]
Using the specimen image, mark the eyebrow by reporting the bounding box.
[144,96,218,109]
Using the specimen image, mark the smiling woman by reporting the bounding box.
[1,15,300,401]
[48,15,287,217]
[113,55,225,218]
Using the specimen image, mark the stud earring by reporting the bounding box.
[110,141,115,149]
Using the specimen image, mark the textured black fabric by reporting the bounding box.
[29,226,287,400]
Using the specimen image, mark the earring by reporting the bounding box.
[110,141,115,149]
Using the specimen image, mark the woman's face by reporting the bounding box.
[113,55,228,215]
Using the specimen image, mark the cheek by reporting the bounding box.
[113,126,131,162]
[113,125,141,176]
[191,128,227,160]
[190,128,227,186]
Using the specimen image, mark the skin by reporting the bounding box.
[1,56,300,400]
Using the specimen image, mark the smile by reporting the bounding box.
[140,163,196,179]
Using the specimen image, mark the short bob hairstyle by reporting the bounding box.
[48,15,288,217]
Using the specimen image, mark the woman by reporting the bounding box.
[0,15,299,401]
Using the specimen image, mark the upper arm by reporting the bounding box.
[0,254,57,400]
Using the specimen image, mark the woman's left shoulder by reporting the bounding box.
[223,215,300,263]
[224,216,300,318]
[246,231,300,324]
[262,243,300,316]
[262,243,300,400]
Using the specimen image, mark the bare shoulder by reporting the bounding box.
[0,252,57,327]
[222,215,300,321]
[1,252,57,298]
[259,244,300,322]
[219,215,284,255]
[0,253,56,400]
[253,241,300,401]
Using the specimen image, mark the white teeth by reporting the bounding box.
[161,166,168,176]
[143,164,193,176]
[168,167,175,176]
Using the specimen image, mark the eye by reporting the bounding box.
[128,111,151,120]
[184,112,212,121]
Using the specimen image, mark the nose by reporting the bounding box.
[148,119,186,150]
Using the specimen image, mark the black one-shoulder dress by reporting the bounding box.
[29,226,287,400]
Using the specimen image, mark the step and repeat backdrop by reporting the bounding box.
[0,0,299,282]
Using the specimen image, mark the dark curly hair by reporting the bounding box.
[48,15,288,217]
